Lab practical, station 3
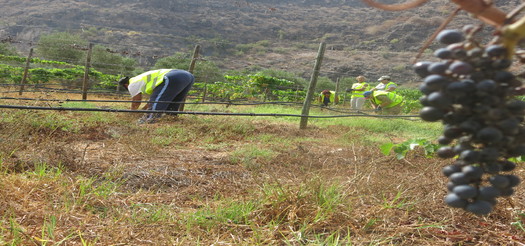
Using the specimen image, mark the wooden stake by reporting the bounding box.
[300,42,326,129]
[18,48,33,96]
[82,43,93,100]
[179,44,201,112]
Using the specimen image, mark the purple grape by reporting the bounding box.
[478,186,501,200]
[423,74,450,90]
[434,48,453,59]
[485,45,507,58]
[466,200,493,215]
[453,185,478,199]
[413,61,432,78]
[443,164,461,177]
[437,146,456,158]
[428,61,449,74]
[499,188,514,197]
[459,150,480,163]
[489,175,510,189]
[492,59,512,69]
[480,147,499,162]
[505,175,521,187]
[449,61,473,75]
[437,29,465,45]
[419,106,444,122]
[438,136,453,145]
[476,127,503,143]
[494,71,515,82]
[427,92,452,109]
[449,172,470,184]
[500,160,516,172]
[444,193,468,208]
[476,79,497,92]
[462,165,483,180]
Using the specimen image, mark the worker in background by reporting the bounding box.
[119,69,195,124]
[348,75,369,110]
[371,75,397,92]
[318,90,339,107]
[363,90,404,115]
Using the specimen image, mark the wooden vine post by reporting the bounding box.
[201,75,208,103]
[82,43,93,100]
[18,48,33,96]
[178,44,200,112]
[300,42,326,129]
[335,77,341,105]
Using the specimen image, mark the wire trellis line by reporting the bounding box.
[0,104,420,119]
[0,96,304,106]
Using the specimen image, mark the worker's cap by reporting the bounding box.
[378,75,390,81]
[363,91,372,98]
[118,76,130,86]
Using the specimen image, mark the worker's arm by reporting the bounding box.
[131,93,142,110]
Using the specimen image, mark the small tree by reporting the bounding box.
[0,43,17,56]
[316,76,336,92]
[91,45,135,75]
[36,32,87,64]
[257,69,307,89]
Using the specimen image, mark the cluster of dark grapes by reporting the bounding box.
[414,27,524,215]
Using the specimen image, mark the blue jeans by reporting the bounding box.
[145,70,194,120]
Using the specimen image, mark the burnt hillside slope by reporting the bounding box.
[0,0,521,83]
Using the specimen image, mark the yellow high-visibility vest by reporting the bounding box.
[129,69,172,95]
[385,82,398,91]
[319,91,338,104]
[371,91,403,108]
[351,82,369,98]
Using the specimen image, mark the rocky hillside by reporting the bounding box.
[0,0,521,84]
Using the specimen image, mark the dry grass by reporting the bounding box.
[0,92,524,245]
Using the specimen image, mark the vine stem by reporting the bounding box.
[360,0,428,11]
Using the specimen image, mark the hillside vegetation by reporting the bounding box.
[0,0,521,84]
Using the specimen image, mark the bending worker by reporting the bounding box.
[349,75,369,110]
[119,69,195,124]
[318,89,339,107]
[371,75,397,92]
[363,90,404,115]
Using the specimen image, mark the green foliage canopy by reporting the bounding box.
[91,45,135,75]
[153,52,222,83]
[36,32,87,64]
[0,43,17,56]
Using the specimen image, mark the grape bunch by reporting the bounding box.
[414,27,524,215]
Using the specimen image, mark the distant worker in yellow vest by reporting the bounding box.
[371,75,397,92]
[318,90,339,107]
[348,75,369,110]
[119,69,195,124]
[363,90,404,115]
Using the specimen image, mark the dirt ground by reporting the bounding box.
[1,91,525,245]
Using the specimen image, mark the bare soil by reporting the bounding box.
[0,91,524,245]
